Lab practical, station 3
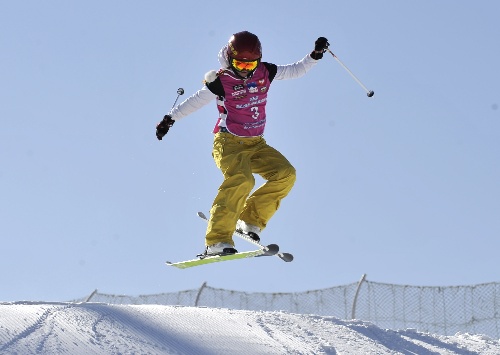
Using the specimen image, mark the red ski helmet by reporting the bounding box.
[226,31,262,61]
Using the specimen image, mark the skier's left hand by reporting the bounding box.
[311,37,329,60]
[156,115,175,140]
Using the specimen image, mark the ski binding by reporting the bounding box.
[197,211,293,262]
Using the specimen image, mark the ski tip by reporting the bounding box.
[197,211,208,220]
[265,243,279,255]
[279,253,294,262]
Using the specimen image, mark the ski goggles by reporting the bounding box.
[231,58,259,72]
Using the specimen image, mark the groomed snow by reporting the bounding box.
[1,303,499,354]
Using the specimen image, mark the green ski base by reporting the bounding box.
[166,244,278,269]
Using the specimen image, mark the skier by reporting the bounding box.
[156,31,329,256]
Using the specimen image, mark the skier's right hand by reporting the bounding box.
[156,115,175,140]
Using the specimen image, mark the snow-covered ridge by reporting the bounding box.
[1,303,499,354]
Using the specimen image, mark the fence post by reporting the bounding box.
[195,282,207,306]
[351,274,367,319]
[84,289,98,303]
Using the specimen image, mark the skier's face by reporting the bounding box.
[237,70,250,77]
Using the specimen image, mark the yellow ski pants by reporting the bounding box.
[206,132,296,246]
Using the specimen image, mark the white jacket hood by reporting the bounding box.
[204,45,230,84]
[218,45,230,68]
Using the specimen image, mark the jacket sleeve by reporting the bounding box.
[272,54,319,81]
[169,85,217,121]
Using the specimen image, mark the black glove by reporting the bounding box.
[311,37,329,60]
[156,115,175,140]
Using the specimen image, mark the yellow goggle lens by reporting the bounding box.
[231,59,259,71]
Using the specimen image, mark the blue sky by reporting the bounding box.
[1,1,499,301]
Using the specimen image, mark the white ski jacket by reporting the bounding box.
[169,45,319,122]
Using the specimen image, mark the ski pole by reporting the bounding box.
[326,49,374,98]
[170,88,185,110]
[156,88,184,141]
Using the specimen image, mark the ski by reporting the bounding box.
[166,244,279,269]
[197,212,294,262]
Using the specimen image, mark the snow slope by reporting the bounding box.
[1,303,499,354]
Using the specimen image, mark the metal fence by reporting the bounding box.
[75,275,500,338]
